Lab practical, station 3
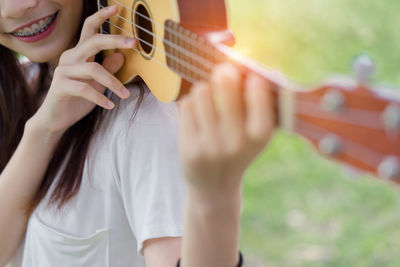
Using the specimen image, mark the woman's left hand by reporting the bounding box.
[178,63,275,198]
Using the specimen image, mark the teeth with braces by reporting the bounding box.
[12,13,56,37]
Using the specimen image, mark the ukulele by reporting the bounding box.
[96,0,400,183]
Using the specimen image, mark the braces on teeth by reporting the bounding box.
[13,13,56,37]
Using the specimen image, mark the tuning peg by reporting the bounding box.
[382,104,400,133]
[353,54,375,85]
[318,134,342,156]
[378,156,400,181]
[321,90,346,113]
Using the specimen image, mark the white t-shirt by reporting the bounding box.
[8,85,186,267]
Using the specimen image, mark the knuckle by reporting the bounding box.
[53,66,64,77]
[116,35,127,44]
[225,137,245,157]
[90,89,103,103]
[87,62,102,73]
[194,83,209,98]
[110,78,122,90]
[193,81,208,90]
[248,127,270,146]
[212,63,239,83]
[83,15,96,30]
[91,33,103,43]
[185,147,203,165]
[96,94,106,105]
[76,83,91,93]
[205,146,221,162]
[59,49,73,63]
[86,36,102,50]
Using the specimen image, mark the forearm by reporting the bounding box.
[0,116,63,265]
[178,64,273,266]
[181,184,242,267]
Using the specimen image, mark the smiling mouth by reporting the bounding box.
[10,12,58,38]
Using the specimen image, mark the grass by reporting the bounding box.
[228,0,400,266]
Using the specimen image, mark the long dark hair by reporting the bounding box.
[0,0,144,212]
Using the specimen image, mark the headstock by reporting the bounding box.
[290,55,400,182]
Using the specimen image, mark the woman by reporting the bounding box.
[0,0,274,266]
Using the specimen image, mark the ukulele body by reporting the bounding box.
[99,0,231,102]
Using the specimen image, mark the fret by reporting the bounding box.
[163,20,237,84]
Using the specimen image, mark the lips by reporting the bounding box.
[9,12,59,43]
[9,12,58,37]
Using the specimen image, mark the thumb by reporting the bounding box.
[102,52,125,74]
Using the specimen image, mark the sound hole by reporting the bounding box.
[135,4,153,54]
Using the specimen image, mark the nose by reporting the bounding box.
[0,0,38,19]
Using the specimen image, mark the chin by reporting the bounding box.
[23,51,60,64]
[22,38,73,64]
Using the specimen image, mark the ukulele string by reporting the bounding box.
[99,4,216,72]
[108,0,218,60]
[101,7,391,129]
[108,0,296,92]
[105,21,389,137]
[98,4,219,81]
[102,2,399,176]
[104,1,395,116]
[102,22,201,84]
[101,2,296,94]
[111,9,216,70]
[103,19,210,83]
[102,5,395,174]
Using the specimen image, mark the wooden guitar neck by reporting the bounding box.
[98,0,400,183]
[163,20,400,182]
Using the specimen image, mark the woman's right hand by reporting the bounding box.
[32,5,136,135]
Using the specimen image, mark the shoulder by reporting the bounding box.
[102,83,184,194]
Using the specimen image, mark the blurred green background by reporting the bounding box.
[228,0,400,266]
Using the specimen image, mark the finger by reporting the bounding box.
[178,96,199,146]
[191,82,219,143]
[210,63,245,133]
[79,5,118,42]
[76,34,136,62]
[59,63,129,99]
[66,80,115,110]
[88,53,125,94]
[245,74,274,144]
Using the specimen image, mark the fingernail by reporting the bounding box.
[107,101,115,109]
[122,88,130,97]
[106,5,116,11]
[125,37,136,45]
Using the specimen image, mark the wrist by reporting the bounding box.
[182,184,242,267]
[186,184,243,217]
[184,169,244,197]
[25,115,65,145]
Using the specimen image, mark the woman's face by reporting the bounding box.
[0,0,83,63]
